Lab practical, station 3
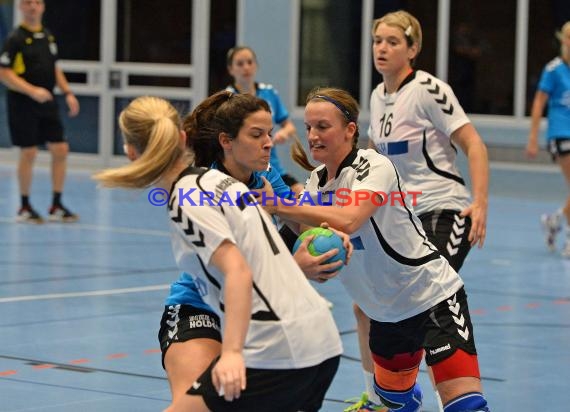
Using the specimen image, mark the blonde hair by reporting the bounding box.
[557,21,570,60]
[93,96,188,188]
[292,87,360,172]
[372,10,422,66]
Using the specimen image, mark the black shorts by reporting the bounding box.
[418,209,472,272]
[280,173,300,187]
[548,138,570,160]
[7,92,64,147]
[158,304,222,368]
[369,287,477,367]
[187,355,340,412]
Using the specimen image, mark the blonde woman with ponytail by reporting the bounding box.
[95,96,223,411]
[94,94,342,412]
[95,96,190,189]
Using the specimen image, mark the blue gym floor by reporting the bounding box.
[1,161,569,411]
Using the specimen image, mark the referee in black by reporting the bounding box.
[0,0,79,223]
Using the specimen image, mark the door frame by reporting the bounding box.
[0,0,210,168]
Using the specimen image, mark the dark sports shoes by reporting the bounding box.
[48,205,79,223]
[16,206,45,224]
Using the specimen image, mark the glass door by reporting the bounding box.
[3,0,211,166]
[0,0,14,148]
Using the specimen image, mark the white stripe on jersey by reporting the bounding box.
[303,149,463,322]
[168,167,342,369]
[369,70,471,215]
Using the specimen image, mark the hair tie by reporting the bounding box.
[405,25,412,37]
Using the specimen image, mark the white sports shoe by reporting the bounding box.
[561,241,570,258]
[541,213,562,252]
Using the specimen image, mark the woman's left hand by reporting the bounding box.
[319,222,353,265]
[461,200,487,248]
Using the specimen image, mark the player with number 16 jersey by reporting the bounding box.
[369,70,471,216]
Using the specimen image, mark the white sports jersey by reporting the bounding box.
[303,149,464,322]
[369,70,471,216]
[168,167,342,369]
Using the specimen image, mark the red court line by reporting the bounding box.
[554,299,570,305]
[106,353,128,359]
[0,370,17,376]
[144,349,161,354]
[69,358,90,364]
[526,303,540,309]
[33,364,56,369]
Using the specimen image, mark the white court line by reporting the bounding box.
[54,223,170,237]
[490,161,558,173]
[0,284,170,303]
[0,218,170,237]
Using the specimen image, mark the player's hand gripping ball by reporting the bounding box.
[292,227,347,272]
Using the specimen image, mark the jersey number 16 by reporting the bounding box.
[378,113,393,138]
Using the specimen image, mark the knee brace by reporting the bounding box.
[430,349,480,384]
[372,351,423,412]
[443,392,489,412]
[374,382,422,412]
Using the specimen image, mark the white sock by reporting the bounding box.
[363,370,383,405]
[434,390,444,412]
[553,208,564,227]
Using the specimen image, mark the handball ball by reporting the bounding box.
[292,227,347,271]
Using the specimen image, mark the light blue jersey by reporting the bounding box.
[211,161,295,200]
[164,272,213,311]
[538,57,570,140]
[226,82,290,176]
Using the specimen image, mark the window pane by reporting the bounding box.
[209,0,237,95]
[60,96,100,154]
[0,0,13,45]
[371,1,437,88]
[527,1,570,115]
[448,0,516,114]
[0,92,10,147]
[113,98,191,155]
[116,0,192,64]
[298,0,362,105]
[0,0,13,148]
[44,0,100,61]
[0,95,98,152]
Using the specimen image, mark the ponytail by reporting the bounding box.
[94,96,188,189]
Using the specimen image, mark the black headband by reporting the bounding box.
[311,94,355,122]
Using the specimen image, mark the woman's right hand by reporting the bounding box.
[211,351,246,402]
[525,136,539,159]
[293,235,343,282]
